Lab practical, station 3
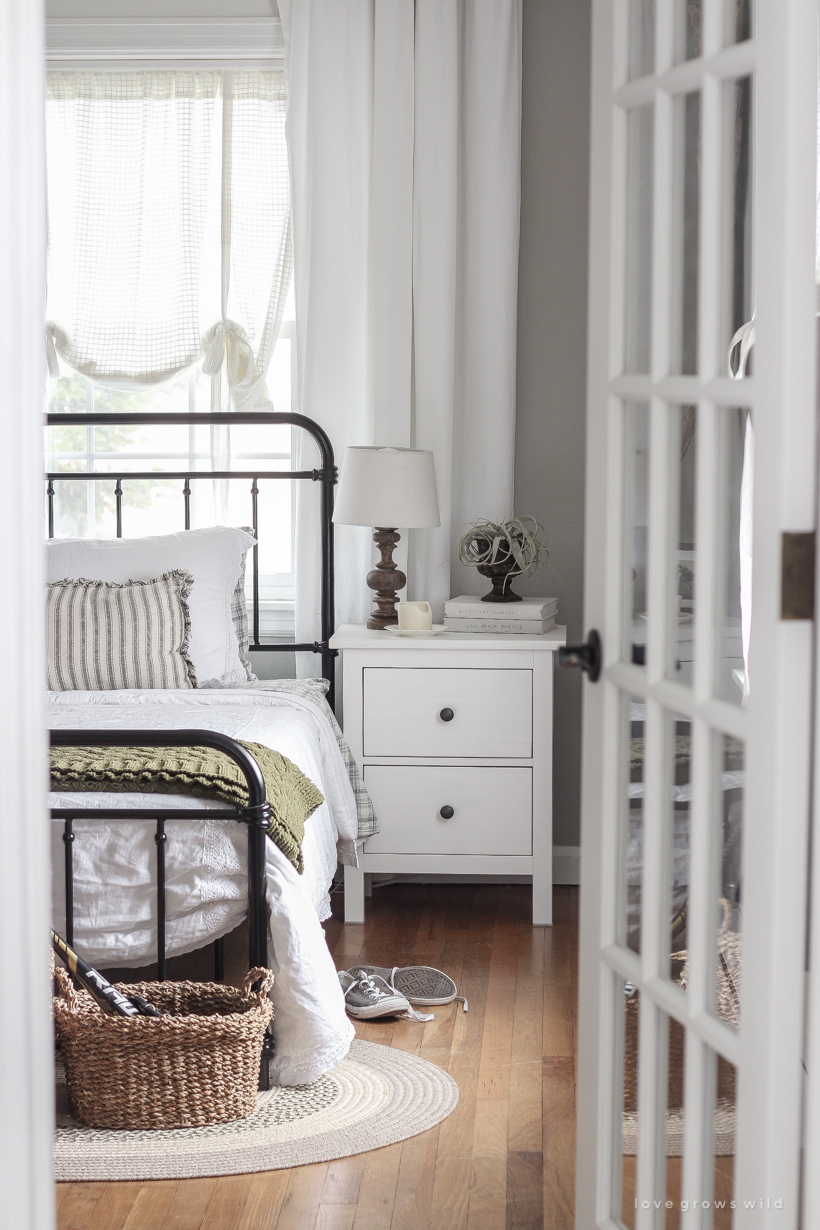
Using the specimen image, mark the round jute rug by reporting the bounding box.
[54,1040,458,1181]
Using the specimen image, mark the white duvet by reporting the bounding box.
[47,686,357,1086]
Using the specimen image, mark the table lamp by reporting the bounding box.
[333,446,441,629]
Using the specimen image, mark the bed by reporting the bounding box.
[46,409,364,1087]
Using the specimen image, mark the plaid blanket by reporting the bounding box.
[241,678,378,839]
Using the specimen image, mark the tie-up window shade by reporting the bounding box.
[45,69,292,402]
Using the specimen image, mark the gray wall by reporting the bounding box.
[516,0,591,848]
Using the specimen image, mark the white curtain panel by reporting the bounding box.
[45,70,292,410]
[279,0,522,661]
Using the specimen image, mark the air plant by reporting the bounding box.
[458,515,549,599]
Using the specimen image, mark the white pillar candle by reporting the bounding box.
[397,601,433,630]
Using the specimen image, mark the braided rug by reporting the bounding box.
[54,1040,458,1181]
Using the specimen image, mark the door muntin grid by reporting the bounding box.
[667,404,697,686]
[623,404,651,667]
[599,6,756,1222]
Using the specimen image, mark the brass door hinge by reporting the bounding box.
[781,531,816,620]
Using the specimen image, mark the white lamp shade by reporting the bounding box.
[333,446,441,528]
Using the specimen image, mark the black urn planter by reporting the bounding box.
[475,540,524,602]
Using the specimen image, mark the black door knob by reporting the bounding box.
[439,707,455,722]
[557,629,602,682]
[439,805,455,819]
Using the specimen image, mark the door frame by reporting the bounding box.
[575,1,818,1226]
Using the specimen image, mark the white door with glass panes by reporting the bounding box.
[571,0,817,1226]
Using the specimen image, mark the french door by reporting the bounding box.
[575,1,818,1227]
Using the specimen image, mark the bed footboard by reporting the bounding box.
[50,728,275,1086]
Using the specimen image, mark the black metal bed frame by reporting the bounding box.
[46,410,337,704]
[46,411,337,1089]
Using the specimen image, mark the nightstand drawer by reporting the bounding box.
[362,765,532,855]
[362,667,532,757]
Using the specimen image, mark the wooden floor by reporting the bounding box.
[56,884,579,1230]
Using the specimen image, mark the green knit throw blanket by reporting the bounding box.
[50,740,324,873]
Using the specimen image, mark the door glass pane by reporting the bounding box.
[624,402,650,666]
[714,735,743,1028]
[723,77,754,374]
[668,406,696,685]
[617,980,640,1227]
[715,407,752,705]
[629,0,655,80]
[625,105,655,374]
[674,0,702,62]
[671,93,700,375]
[623,695,645,954]
[725,0,753,46]
[664,1012,686,1221]
[713,1052,738,1225]
[669,715,691,977]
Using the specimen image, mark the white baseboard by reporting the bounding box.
[552,846,581,886]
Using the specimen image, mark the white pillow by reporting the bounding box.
[46,527,256,688]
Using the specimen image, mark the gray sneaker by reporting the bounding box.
[338,968,411,1020]
[354,965,467,1013]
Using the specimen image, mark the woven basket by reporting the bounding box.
[623,999,736,1113]
[54,966,274,1130]
[622,901,741,1115]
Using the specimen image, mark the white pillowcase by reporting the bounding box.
[46,527,256,688]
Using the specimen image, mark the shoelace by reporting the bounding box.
[399,1005,435,1023]
[349,973,390,1002]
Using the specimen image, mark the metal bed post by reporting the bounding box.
[155,819,166,980]
[62,818,74,949]
[320,452,336,708]
[213,937,224,982]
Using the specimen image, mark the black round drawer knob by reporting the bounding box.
[439,805,455,820]
[439,707,455,722]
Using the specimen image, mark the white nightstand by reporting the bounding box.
[329,622,567,926]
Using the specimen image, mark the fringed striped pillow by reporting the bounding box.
[47,570,198,691]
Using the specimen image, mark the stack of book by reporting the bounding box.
[444,595,558,634]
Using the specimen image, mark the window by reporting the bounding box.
[45,68,296,637]
[46,312,297,637]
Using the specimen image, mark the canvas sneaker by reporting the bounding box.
[353,965,468,1013]
[338,968,411,1020]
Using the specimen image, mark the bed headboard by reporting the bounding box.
[45,410,338,709]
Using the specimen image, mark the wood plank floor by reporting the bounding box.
[56,884,579,1230]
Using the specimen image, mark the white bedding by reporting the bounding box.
[47,686,357,1086]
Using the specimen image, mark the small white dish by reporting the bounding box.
[385,624,446,638]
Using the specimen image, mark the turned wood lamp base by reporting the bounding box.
[366,528,406,629]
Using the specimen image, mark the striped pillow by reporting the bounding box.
[47,571,197,691]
